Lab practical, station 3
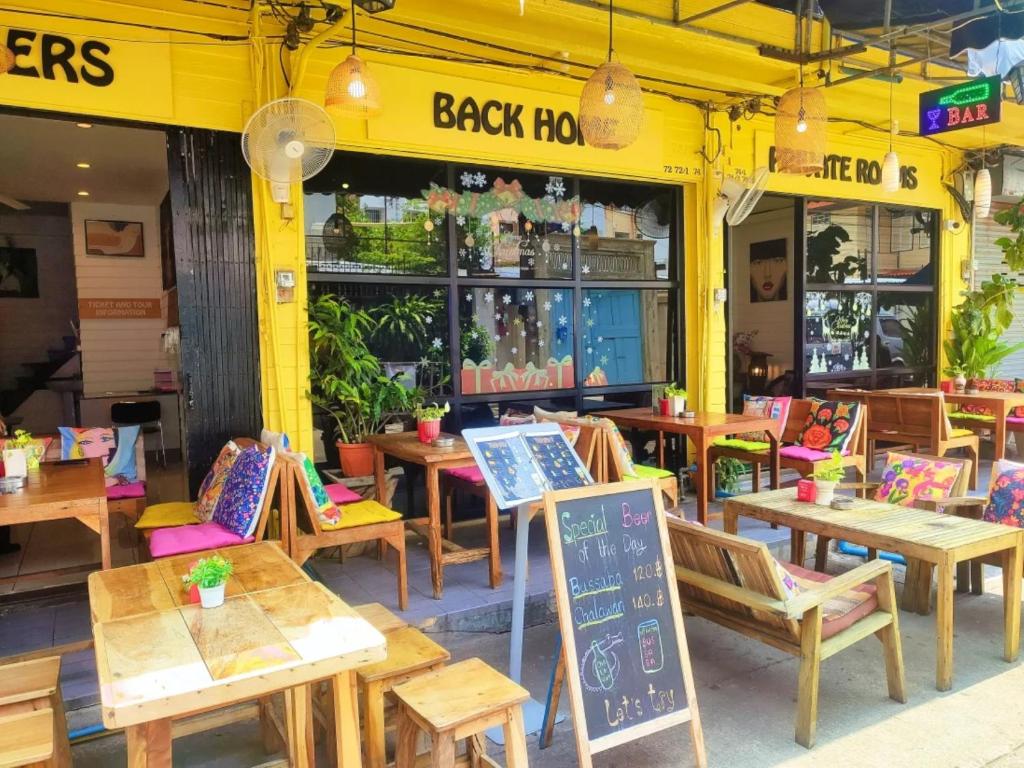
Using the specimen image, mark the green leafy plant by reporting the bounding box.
[664,384,687,397]
[943,274,1024,380]
[994,203,1024,272]
[371,294,444,361]
[186,555,233,589]
[714,457,744,494]
[308,294,417,444]
[812,451,845,483]
[413,401,450,422]
[8,429,33,449]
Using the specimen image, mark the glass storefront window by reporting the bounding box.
[805,201,872,285]
[877,293,933,368]
[582,288,673,387]
[804,291,873,375]
[304,156,448,276]
[878,208,934,285]
[453,167,575,279]
[458,287,575,394]
[579,180,675,281]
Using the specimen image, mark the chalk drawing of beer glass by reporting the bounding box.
[638,619,664,674]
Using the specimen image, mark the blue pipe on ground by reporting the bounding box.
[836,539,906,565]
[69,723,106,741]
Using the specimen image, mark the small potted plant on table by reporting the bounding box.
[665,384,687,416]
[811,451,845,506]
[414,402,449,444]
[186,555,234,608]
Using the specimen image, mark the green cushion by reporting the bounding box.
[710,437,771,452]
[625,464,674,480]
[949,411,997,423]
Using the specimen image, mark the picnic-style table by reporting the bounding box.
[883,386,1024,461]
[0,458,110,581]
[592,408,781,524]
[724,488,1024,691]
[368,431,499,599]
[89,541,386,767]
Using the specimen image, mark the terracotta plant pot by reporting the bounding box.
[417,419,441,444]
[336,440,375,477]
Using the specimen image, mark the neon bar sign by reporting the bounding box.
[919,76,1001,136]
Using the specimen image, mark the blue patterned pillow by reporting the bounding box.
[212,446,276,537]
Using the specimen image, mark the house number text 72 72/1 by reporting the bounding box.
[663,166,702,176]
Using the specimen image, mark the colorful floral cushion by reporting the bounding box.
[737,395,792,442]
[195,442,240,523]
[260,428,291,452]
[772,557,801,599]
[296,453,339,525]
[212,446,276,538]
[961,378,1013,415]
[780,561,878,640]
[607,423,635,477]
[796,400,861,453]
[983,459,1024,528]
[873,452,962,507]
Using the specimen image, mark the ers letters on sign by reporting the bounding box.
[433,91,586,146]
[4,29,114,86]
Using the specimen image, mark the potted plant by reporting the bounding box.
[945,363,968,394]
[309,294,417,477]
[371,294,444,390]
[185,555,233,608]
[665,384,687,416]
[413,401,449,443]
[811,451,845,506]
[4,429,40,474]
[713,457,744,498]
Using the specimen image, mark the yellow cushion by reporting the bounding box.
[135,501,199,529]
[951,428,975,438]
[320,500,402,531]
[626,464,675,480]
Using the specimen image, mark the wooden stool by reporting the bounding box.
[355,602,408,635]
[392,658,529,768]
[357,626,451,768]
[0,708,55,767]
[0,657,69,768]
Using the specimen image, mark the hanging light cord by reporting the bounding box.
[607,0,614,62]
[351,0,357,55]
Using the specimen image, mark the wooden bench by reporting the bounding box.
[707,398,868,498]
[667,518,906,748]
[0,656,69,768]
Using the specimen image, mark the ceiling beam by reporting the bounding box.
[677,0,755,26]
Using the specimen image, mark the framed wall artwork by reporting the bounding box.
[749,238,787,303]
[85,219,145,258]
[0,247,39,298]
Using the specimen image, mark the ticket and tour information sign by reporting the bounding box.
[543,480,705,768]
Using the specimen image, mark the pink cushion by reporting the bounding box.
[780,445,835,462]
[325,483,362,504]
[1007,417,1024,425]
[106,481,146,500]
[444,466,485,484]
[148,521,254,559]
[782,562,878,640]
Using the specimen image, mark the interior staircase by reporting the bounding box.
[0,335,80,418]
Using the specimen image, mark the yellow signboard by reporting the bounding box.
[361,64,669,178]
[0,20,173,122]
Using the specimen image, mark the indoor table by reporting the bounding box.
[592,408,781,524]
[368,431,499,599]
[724,488,1023,692]
[89,541,385,767]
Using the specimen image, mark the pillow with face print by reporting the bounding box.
[60,427,116,463]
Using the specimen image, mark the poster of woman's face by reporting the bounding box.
[749,238,787,302]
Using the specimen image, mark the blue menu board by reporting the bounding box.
[543,481,704,767]
[463,423,593,509]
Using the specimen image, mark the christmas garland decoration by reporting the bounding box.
[422,178,581,224]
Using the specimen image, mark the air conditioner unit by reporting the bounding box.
[991,153,1024,200]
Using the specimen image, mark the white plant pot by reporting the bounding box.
[815,480,837,506]
[198,582,226,608]
[2,449,28,478]
[668,396,687,416]
[954,374,967,393]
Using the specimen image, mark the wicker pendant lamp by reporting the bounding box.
[0,43,14,75]
[325,1,382,116]
[578,0,644,150]
[774,69,826,174]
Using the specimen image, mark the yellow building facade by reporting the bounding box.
[0,0,993,455]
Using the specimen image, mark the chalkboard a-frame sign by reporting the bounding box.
[543,480,706,768]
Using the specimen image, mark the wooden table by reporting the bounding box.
[368,432,497,599]
[0,458,110,581]
[724,488,1024,691]
[884,387,1024,461]
[89,541,386,767]
[592,409,781,524]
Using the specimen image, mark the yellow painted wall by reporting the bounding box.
[0,1,973,456]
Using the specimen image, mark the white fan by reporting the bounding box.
[711,166,770,233]
[0,195,29,211]
[241,97,336,203]
[635,198,672,239]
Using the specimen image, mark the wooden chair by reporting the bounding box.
[597,418,681,507]
[809,453,975,614]
[392,658,530,767]
[0,656,70,768]
[707,399,868,499]
[280,453,408,610]
[667,518,906,748]
[862,392,979,489]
